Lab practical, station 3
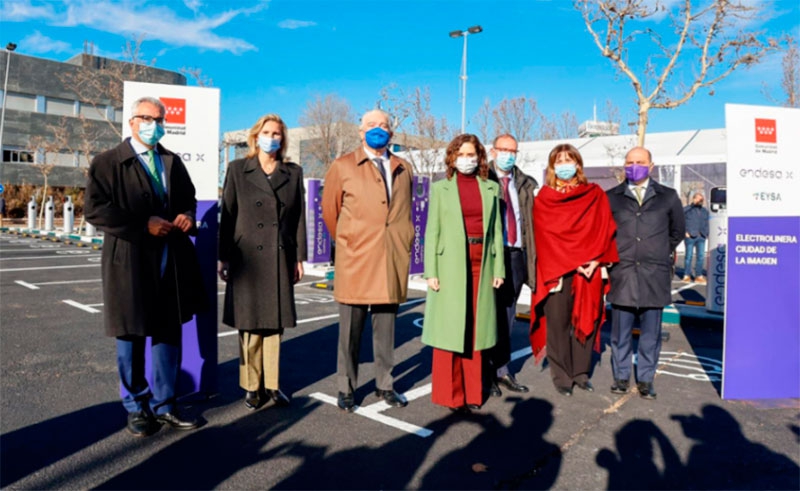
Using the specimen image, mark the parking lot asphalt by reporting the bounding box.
[1,230,798,490]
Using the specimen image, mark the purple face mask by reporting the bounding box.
[625,164,650,182]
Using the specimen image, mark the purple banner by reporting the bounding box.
[722,216,800,399]
[305,179,331,264]
[410,176,430,275]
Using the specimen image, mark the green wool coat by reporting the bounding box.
[421,175,505,354]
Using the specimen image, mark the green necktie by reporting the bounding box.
[634,186,644,205]
[146,150,165,197]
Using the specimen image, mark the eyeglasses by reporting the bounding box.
[133,115,165,124]
[495,148,518,153]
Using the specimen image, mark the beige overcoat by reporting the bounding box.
[322,147,414,304]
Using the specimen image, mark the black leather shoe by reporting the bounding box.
[575,380,594,392]
[244,391,261,410]
[489,381,502,398]
[337,392,356,412]
[375,389,408,408]
[268,389,291,407]
[156,411,199,430]
[449,405,471,414]
[610,379,630,394]
[466,404,481,411]
[637,382,657,400]
[498,374,529,393]
[126,411,156,437]
[555,386,573,396]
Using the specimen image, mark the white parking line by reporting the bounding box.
[31,279,102,286]
[62,299,100,313]
[14,280,39,290]
[0,254,99,261]
[1,264,100,272]
[0,247,63,251]
[671,283,697,294]
[309,392,434,438]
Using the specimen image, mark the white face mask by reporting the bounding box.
[455,156,478,174]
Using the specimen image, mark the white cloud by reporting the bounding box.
[4,0,269,55]
[20,30,72,54]
[278,19,317,29]
[184,0,203,13]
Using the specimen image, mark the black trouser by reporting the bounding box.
[490,247,527,378]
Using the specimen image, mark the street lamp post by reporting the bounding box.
[449,25,482,135]
[0,42,18,175]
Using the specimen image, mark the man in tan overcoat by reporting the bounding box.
[322,109,415,412]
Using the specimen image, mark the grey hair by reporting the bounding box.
[360,109,392,130]
[131,96,166,117]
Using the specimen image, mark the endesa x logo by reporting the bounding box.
[160,97,186,125]
[754,118,777,144]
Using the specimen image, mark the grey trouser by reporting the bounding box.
[337,303,398,394]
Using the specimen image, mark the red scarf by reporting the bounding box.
[529,183,619,363]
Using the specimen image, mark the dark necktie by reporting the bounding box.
[374,157,390,203]
[501,176,517,245]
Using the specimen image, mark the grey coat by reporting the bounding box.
[219,157,307,330]
[606,179,685,308]
[85,139,206,338]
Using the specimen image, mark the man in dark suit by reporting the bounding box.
[606,146,685,400]
[487,134,537,397]
[85,96,206,436]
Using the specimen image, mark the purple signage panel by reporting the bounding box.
[722,216,800,399]
[305,179,331,264]
[410,176,430,275]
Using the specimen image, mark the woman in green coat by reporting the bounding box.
[422,134,505,412]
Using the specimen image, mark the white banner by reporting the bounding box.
[725,103,800,217]
[122,81,220,201]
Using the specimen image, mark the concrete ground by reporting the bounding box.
[0,230,797,490]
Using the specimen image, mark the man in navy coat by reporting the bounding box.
[606,147,685,400]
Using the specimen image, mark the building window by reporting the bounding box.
[79,102,107,121]
[45,97,75,116]
[2,148,34,163]
[45,151,77,167]
[113,108,123,123]
[5,92,36,111]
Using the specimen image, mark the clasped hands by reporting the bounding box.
[147,214,193,237]
[576,260,600,279]
[427,277,504,292]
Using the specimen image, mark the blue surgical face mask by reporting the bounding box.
[495,151,516,172]
[554,163,577,180]
[365,127,391,149]
[258,135,281,154]
[138,121,165,146]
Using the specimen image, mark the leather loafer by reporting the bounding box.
[611,379,630,394]
[376,389,408,408]
[489,381,502,398]
[337,392,356,412]
[498,374,530,393]
[126,411,156,437]
[268,389,291,407]
[555,385,573,396]
[466,404,481,411]
[575,380,594,392]
[156,411,199,430]
[637,382,657,400]
[244,391,261,410]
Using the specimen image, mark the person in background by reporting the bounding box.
[218,113,306,410]
[682,191,709,284]
[606,146,685,400]
[85,96,206,437]
[486,133,537,397]
[321,109,414,412]
[422,133,505,412]
[529,143,618,397]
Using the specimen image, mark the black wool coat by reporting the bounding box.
[219,157,308,330]
[85,138,206,338]
[606,179,685,308]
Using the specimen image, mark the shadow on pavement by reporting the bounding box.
[0,401,126,488]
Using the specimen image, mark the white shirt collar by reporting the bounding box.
[629,177,650,190]
[129,136,152,155]
[363,145,389,162]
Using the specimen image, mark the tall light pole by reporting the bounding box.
[0,42,18,173]
[449,25,482,135]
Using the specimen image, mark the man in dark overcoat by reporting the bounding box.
[487,133,537,397]
[85,96,205,436]
[606,146,685,400]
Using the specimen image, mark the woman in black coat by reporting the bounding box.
[218,113,307,409]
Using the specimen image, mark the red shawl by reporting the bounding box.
[529,183,619,363]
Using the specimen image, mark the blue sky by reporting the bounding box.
[2,0,798,137]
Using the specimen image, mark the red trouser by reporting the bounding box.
[432,242,484,408]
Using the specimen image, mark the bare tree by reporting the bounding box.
[379,85,453,176]
[538,110,580,140]
[298,93,358,178]
[27,124,69,227]
[492,96,539,141]
[180,66,213,87]
[577,0,780,145]
[763,36,799,108]
[474,98,493,143]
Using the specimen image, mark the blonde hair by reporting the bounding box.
[246,114,289,159]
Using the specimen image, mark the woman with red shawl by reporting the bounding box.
[530,143,619,396]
